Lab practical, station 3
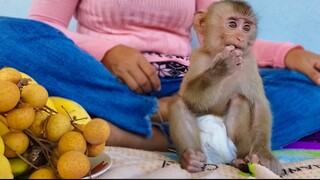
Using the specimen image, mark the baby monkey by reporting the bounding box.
[168,0,282,175]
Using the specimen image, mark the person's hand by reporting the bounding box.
[102,44,161,94]
[285,48,320,85]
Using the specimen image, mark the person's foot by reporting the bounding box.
[106,121,168,151]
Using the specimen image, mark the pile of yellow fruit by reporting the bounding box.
[0,67,111,179]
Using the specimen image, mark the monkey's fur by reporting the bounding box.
[168,0,282,175]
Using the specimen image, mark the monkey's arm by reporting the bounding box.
[187,46,239,91]
[186,58,230,92]
[169,97,202,155]
[181,47,242,114]
[168,97,205,172]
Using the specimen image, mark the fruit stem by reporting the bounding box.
[43,105,57,114]
[24,129,55,169]
[5,142,39,170]
[16,151,39,170]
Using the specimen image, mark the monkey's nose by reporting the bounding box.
[236,37,244,42]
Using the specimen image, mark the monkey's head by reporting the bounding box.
[194,0,257,56]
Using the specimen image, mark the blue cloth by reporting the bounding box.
[0,17,319,149]
[260,68,320,149]
[0,16,180,138]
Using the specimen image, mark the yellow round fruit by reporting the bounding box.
[57,150,90,179]
[58,131,87,155]
[8,157,30,177]
[83,118,110,145]
[0,67,22,84]
[0,114,8,126]
[45,114,72,142]
[6,103,35,130]
[87,142,105,157]
[0,154,14,179]
[0,118,10,137]
[29,110,49,138]
[0,80,20,113]
[29,167,57,179]
[0,136,4,155]
[3,131,29,158]
[21,84,49,108]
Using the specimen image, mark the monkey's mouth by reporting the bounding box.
[227,44,244,50]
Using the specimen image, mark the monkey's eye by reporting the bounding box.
[243,24,251,32]
[227,20,237,29]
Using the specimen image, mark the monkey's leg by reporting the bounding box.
[224,94,256,173]
[168,98,205,172]
[225,95,282,175]
[225,95,252,158]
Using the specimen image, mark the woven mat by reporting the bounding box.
[96,146,320,179]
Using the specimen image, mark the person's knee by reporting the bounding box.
[260,68,312,84]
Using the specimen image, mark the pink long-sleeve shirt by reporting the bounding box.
[28,0,301,68]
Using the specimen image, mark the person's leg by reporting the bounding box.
[107,77,182,151]
[0,17,175,151]
[107,123,168,151]
[260,68,320,150]
[151,77,182,122]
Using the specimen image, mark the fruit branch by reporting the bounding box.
[24,129,56,170]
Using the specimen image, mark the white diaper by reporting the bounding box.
[197,114,237,164]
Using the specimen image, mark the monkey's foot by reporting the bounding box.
[231,158,250,173]
[180,148,205,173]
[244,153,261,164]
[231,154,261,173]
[245,153,283,175]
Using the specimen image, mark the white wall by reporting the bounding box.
[1,0,319,53]
[247,0,320,54]
[0,0,32,19]
[0,0,77,30]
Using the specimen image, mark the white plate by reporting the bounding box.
[82,152,112,179]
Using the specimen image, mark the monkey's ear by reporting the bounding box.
[193,11,207,35]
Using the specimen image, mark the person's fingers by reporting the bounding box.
[128,68,153,93]
[303,63,320,85]
[139,60,161,92]
[313,62,320,85]
[119,71,143,94]
[314,61,320,72]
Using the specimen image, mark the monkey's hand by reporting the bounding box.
[180,148,206,173]
[213,45,243,75]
